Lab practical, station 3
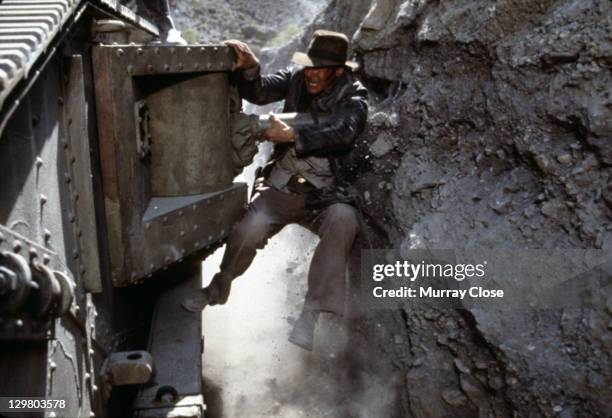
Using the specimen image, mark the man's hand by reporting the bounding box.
[264,113,295,144]
[224,40,259,71]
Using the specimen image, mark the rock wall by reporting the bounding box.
[298,1,611,417]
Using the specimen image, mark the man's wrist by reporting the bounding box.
[242,64,260,80]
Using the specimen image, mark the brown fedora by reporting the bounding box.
[292,29,358,69]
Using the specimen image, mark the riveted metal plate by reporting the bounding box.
[92,44,245,287]
[96,44,235,76]
[62,54,102,293]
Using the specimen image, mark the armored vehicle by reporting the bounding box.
[0,1,250,416]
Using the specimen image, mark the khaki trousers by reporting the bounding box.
[209,185,359,315]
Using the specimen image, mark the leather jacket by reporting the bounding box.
[235,66,369,194]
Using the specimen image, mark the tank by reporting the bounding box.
[0,1,248,417]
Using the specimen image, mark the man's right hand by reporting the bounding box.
[224,40,259,71]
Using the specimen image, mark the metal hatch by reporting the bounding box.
[92,44,247,286]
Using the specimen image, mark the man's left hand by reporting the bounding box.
[264,113,294,144]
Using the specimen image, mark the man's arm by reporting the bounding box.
[225,40,292,106]
[237,66,293,106]
[293,95,368,157]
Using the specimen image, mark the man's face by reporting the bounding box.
[304,66,344,95]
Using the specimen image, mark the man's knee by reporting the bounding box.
[230,210,274,249]
[321,203,360,235]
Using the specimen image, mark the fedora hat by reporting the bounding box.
[292,29,358,69]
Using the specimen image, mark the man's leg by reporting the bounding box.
[290,203,360,349]
[183,187,306,311]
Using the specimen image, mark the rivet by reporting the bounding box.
[131,272,137,279]
[65,173,71,183]
[49,412,57,418]
[62,140,69,149]
[145,223,151,230]
[147,64,154,72]
[193,225,198,231]
[221,229,225,235]
[206,62,211,69]
[77,228,82,237]
[149,263,154,270]
[80,265,86,275]
[180,231,185,237]
[71,156,76,163]
[15,318,23,327]
[127,65,134,74]
[73,193,79,202]
[213,46,218,52]
[178,210,183,216]
[85,373,91,380]
[162,216,168,222]
[40,194,48,204]
[36,157,43,167]
[92,385,98,392]
[116,48,124,56]
[69,213,76,223]
[49,361,57,370]
[186,47,191,53]
[0,231,3,242]
[170,48,175,55]
[89,349,94,355]
[164,64,170,71]
[178,63,183,70]
[29,247,38,259]
[43,254,51,264]
[200,47,205,53]
[137,48,143,55]
[73,250,79,259]
[165,256,171,262]
[13,240,22,252]
[194,63,200,69]
[208,235,212,241]
[57,96,64,106]
[74,305,80,314]
[192,204,197,211]
[195,241,200,247]
[181,249,186,255]
[154,47,160,55]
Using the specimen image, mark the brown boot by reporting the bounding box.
[181,273,231,312]
[181,288,213,312]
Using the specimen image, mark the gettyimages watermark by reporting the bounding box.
[360,249,612,310]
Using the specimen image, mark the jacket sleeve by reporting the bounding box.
[236,65,292,105]
[293,95,368,157]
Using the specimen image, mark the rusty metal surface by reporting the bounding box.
[61,54,103,293]
[92,44,246,287]
[149,72,233,196]
[133,271,205,418]
[102,44,236,76]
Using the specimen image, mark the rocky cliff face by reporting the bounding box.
[296,1,611,417]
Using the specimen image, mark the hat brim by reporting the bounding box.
[292,52,358,70]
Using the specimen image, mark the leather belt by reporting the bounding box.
[286,174,317,194]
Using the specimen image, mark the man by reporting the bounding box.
[182,30,368,351]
